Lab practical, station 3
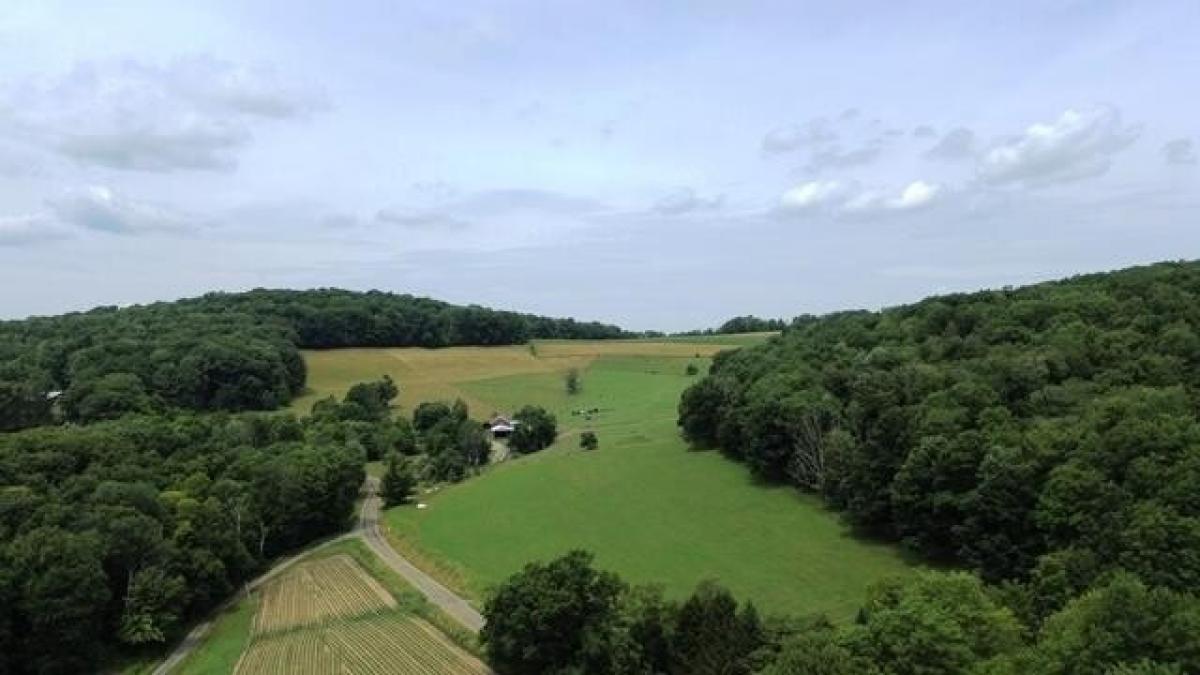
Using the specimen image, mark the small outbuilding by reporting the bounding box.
[485,414,520,438]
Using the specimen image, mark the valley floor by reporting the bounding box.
[305,338,919,620]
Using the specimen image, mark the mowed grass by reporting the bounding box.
[340,339,921,621]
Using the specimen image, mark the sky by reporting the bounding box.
[0,1,1197,330]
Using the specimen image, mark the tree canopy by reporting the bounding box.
[509,405,558,454]
[0,288,628,432]
[677,260,1200,671]
[0,400,374,672]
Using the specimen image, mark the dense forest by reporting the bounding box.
[0,288,626,431]
[483,550,1200,675]
[0,374,443,674]
[675,260,1200,672]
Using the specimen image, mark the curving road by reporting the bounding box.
[151,476,483,674]
[357,477,486,632]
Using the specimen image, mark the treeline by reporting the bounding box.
[483,551,1200,674]
[0,405,380,673]
[674,315,788,337]
[677,260,1200,668]
[0,288,626,431]
[173,288,629,348]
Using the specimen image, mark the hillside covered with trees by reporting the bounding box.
[0,410,368,673]
[0,289,627,431]
[676,260,1200,671]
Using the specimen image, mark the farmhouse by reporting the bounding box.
[485,414,519,438]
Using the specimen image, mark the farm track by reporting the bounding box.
[154,476,485,674]
[358,477,487,632]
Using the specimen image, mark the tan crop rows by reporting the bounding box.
[252,555,396,635]
[235,614,489,675]
[235,554,488,674]
[234,628,344,674]
[330,613,489,675]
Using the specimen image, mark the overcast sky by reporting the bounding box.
[1,1,1197,330]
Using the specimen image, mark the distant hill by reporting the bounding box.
[672,315,787,337]
[0,288,627,430]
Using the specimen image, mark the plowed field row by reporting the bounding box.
[253,555,396,636]
[235,614,488,675]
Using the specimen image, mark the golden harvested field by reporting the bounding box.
[252,555,395,635]
[290,339,737,415]
[232,554,488,675]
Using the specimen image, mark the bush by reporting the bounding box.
[580,431,598,451]
[510,405,557,453]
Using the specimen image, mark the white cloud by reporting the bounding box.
[653,188,724,215]
[892,180,941,209]
[48,186,200,234]
[1163,138,1196,165]
[978,106,1140,187]
[780,180,846,210]
[781,179,941,215]
[0,213,70,245]
[3,57,325,172]
[924,127,976,161]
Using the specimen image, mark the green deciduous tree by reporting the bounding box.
[381,453,417,507]
[670,581,765,675]
[845,572,1022,675]
[510,405,557,454]
[481,550,627,675]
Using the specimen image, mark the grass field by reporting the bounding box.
[176,542,485,675]
[289,338,747,414]
[296,336,920,621]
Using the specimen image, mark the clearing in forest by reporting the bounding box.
[290,338,739,414]
[296,335,917,621]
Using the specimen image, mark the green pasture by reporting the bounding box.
[379,348,917,620]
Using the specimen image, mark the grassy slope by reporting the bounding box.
[290,338,737,415]
[174,597,258,675]
[376,341,917,620]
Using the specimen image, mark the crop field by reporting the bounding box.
[251,555,395,635]
[290,337,748,414]
[316,336,922,621]
[236,614,488,675]
[179,547,487,675]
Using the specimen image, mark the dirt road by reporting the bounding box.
[358,477,486,632]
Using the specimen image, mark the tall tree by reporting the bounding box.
[509,405,557,454]
[481,550,627,675]
[381,453,417,507]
